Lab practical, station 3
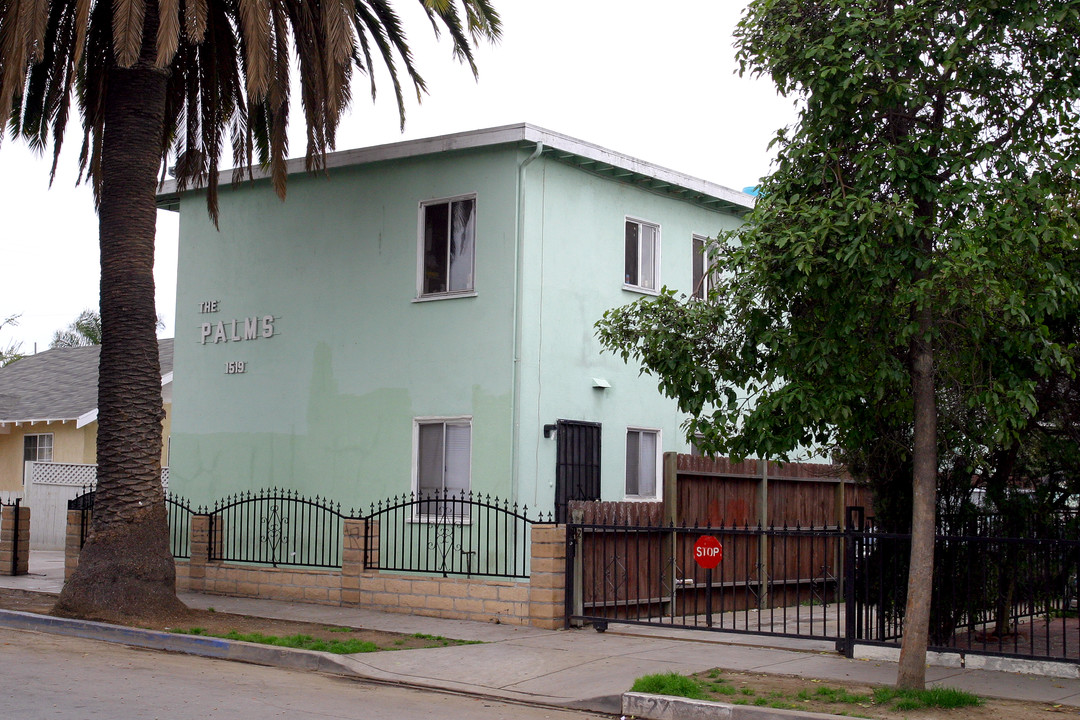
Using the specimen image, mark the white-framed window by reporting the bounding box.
[413,417,472,518]
[625,427,661,499]
[418,195,477,298]
[23,433,53,462]
[624,217,660,292]
[692,234,714,300]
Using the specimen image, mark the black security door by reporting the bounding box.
[554,420,601,523]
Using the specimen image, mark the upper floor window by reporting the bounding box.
[24,433,53,462]
[624,218,660,292]
[692,234,714,300]
[625,427,660,499]
[419,196,476,298]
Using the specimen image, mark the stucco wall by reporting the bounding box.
[169,147,520,506]
[167,142,746,514]
[515,156,744,510]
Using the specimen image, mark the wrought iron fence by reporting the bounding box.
[207,488,347,568]
[566,520,845,640]
[363,490,548,579]
[849,525,1080,663]
[69,488,193,559]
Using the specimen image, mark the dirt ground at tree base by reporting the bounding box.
[1,588,1076,719]
[684,668,1079,720]
[0,588,470,650]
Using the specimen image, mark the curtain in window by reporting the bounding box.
[448,199,476,292]
[418,424,444,496]
[640,224,657,290]
[625,430,657,497]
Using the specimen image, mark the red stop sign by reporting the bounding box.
[693,535,723,570]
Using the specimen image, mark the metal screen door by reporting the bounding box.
[554,420,601,523]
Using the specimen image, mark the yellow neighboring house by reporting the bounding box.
[0,339,173,493]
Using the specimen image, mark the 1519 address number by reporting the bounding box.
[225,361,246,374]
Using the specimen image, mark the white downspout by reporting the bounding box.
[511,142,544,508]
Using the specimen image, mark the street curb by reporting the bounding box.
[0,609,356,676]
[622,692,856,720]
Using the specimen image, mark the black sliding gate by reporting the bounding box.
[566,509,1080,665]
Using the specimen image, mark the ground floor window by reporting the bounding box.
[23,433,53,462]
[414,417,472,518]
[625,428,660,499]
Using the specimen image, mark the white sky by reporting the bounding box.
[0,1,797,353]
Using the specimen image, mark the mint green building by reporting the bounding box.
[160,124,752,519]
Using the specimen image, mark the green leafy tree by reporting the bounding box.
[0,314,23,367]
[597,0,1080,689]
[1,0,500,622]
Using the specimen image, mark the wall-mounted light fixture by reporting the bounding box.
[591,377,611,389]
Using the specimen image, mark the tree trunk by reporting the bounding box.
[54,2,185,622]
[896,300,938,689]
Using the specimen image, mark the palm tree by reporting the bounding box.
[1,0,500,621]
[51,309,104,347]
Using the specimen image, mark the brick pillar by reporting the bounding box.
[64,509,84,581]
[188,514,210,592]
[528,524,567,629]
[0,503,31,576]
[341,518,367,606]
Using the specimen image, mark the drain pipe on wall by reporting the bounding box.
[510,141,544,508]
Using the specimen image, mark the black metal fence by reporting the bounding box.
[208,489,346,568]
[566,511,1080,665]
[69,488,193,559]
[847,511,1080,663]
[72,487,547,578]
[364,490,543,579]
[566,520,845,640]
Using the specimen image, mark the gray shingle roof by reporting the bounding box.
[0,339,173,424]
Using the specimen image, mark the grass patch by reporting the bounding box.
[171,628,379,654]
[798,686,872,704]
[630,672,710,700]
[169,627,480,654]
[638,668,984,718]
[873,686,982,711]
[410,632,481,647]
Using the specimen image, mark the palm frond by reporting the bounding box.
[184,0,207,43]
[155,0,180,67]
[26,0,48,61]
[237,0,271,99]
[112,0,146,67]
[0,0,33,125]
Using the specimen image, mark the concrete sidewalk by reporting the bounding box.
[2,552,1078,715]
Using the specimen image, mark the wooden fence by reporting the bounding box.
[569,454,873,619]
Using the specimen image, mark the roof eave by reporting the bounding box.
[156,123,755,215]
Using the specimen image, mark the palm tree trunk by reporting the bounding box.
[55,2,185,621]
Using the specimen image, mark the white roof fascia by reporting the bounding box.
[76,410,97,429]
[161,371,174,387]
[157,123,755,212]
[0,417,77,427]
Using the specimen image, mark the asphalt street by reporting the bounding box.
[0,628,612,720]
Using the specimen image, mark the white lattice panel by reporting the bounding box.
[30,462,98,486]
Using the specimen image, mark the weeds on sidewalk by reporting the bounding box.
[631,669,983,718]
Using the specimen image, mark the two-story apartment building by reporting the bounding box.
[159,124,753,519]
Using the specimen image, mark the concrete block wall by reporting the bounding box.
[0,503,30,576]
[64,509,81,580]
[65,512,571,628]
